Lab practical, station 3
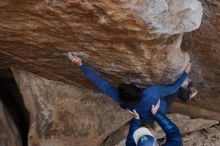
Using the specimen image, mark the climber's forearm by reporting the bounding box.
[80,64,122,104]
[158,71,189,97]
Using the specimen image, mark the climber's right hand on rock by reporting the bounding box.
[68,52,82,66]
[151,99,160,115]
[184,62,192,73]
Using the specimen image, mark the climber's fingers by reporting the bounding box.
[133,109,138,116]
[126,109,135,116]
[68,52,79,62]
[185,62,192,73]
[133,109,140,119]
[126,109,140,119]
[155,99,160,109]
[151,99,160,115]
[68,52,75,61]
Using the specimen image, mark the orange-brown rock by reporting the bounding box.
[1,0,216,120]
[12,68,130,146]
[0,0,220,145]
[114,113,219,146]
[180,0,220,117]
[0,0,203,89]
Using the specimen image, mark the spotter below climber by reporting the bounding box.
[126,100,183,146]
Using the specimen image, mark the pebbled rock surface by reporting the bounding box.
[12,68,130,146]
[0,100,22,146]
[182,124,220,146]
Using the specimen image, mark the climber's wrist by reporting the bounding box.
[78,62,83,66]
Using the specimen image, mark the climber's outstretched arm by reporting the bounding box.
[68,52,121,104]
[79,64,121,103]
[157,63,191,97]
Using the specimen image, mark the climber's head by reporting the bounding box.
[118,83,142,104]
[133,127,159,146]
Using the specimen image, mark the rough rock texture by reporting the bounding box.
[170,102,220,121]
[131,0,203,35]
[12,68,130,146]
[182,125,220,146]
[2,0,219,122]
[1,0,218,121]
[180,0,220,115]
[108,113,219,146]
[0,0,203,89]
[0,100,22,146]
[0,0,220,145]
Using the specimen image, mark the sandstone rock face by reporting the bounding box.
[131,0,203,35]
[0,0,220,145]
[2,0,217,121]
[0,0,203,89]
[0,100,22,146]
[170,102,220,121]
[181,0,220,115]
[12,68,130,146]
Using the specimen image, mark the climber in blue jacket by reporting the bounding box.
[126,99,182,146]
[68,52,196,122]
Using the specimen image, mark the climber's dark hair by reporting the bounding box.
[118,83,142,104]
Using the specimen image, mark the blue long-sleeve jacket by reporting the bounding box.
[126,112,183,146]
[80,64,188,122]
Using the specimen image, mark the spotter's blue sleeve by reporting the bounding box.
[125,119,141,146]
[154,112,183,146]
